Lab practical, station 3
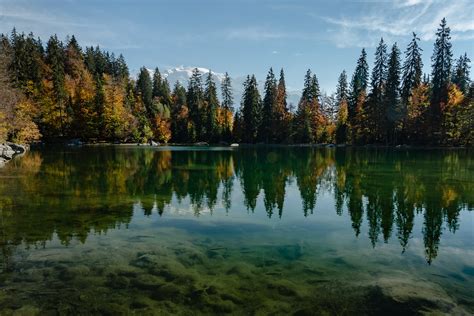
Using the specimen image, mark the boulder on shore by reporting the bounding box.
[0,143,28,166]
[7,142,27,154]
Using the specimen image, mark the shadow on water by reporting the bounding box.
[0,146,472,314]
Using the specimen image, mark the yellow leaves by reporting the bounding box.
[446,83,464,110]
[12,99,41,143]
[0,111,8,142]
[153,115,171,143]
[103,77,131,139]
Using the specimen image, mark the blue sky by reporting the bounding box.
[0,0,473,92]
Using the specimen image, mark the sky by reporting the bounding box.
[0,0,473,93]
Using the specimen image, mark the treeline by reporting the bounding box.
[0,18,472,145]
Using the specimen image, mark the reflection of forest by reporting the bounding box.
[0,147,472,266]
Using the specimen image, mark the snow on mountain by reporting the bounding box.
[141,66,301,108]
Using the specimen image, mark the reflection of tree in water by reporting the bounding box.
[0,147,472,267]
[334,148,473,263]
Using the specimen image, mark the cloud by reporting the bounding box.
[322,0,474,47]
[0,0,140,50]
[225,27,289,41]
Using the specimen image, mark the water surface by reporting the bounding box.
[0,146,472,315]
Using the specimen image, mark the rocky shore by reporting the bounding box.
[0,143,27,166]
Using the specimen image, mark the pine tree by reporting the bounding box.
[349,49,369,142]
[241,75,261,143]
[368,38,388,142]
[115,54,129,80]
[385,43,402,144]
[46,34,67,136]
[136,67,153,117]
[152,67,162,99]
[401,33,423,107]
[187,68,204,141]
[335,70,349,143]
[431,18,453,142]
[260,67,277,143]
[274,68,290,143]
[221,72,233,142]
[204,71,219,141]
[170,81,189,142]
[295,70,322,143]
[452,53,471,95]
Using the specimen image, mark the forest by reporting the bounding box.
[0,18,472,146]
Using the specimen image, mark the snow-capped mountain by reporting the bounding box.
[142,66,301,108]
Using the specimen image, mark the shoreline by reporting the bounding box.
[29,141,471,150]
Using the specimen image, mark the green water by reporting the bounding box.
[0,146,472,315]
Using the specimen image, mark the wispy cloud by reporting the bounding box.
[0,0,139,50]
[225,27,290,41]
[321,0,474,47]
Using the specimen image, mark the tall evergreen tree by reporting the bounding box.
[431,18,453,141]
[187,68,204,140]
[349,49,369,121]
[136,67,153,117]
[241,75,261,143]
[152,67,162,99]
[349,49,369,143]
[452,53,471,95]
[335,70,349,143]
[401,33,423,107]
[336,70,348,106]
[385,43,402,144]
[274,68,290,142]
[295,70,322,143]
[260,67,277,142]
[46,34,67,136]
[221,72,233,142]
[204,71,219,141]
[368,38,388,142]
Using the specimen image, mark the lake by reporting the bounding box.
[0,146,472,315]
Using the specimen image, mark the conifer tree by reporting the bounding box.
[275,68,290,142]
[204,71,219,141]
[295,70,322,143]
[452,53,471,95]
[368,38,388,142]
[260,67,277,142]
[46,34,67,136]
[335,70,349,143]
[152,67,162,99]
[431,18,453,142]
[401,33,423,107]
[385,43,402,144]
[221,72,233,142]
[349,49,369,142]
[170,82,189,142]
[136,67,153,117]
[187,68,204,141]
[241,75,261,143]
